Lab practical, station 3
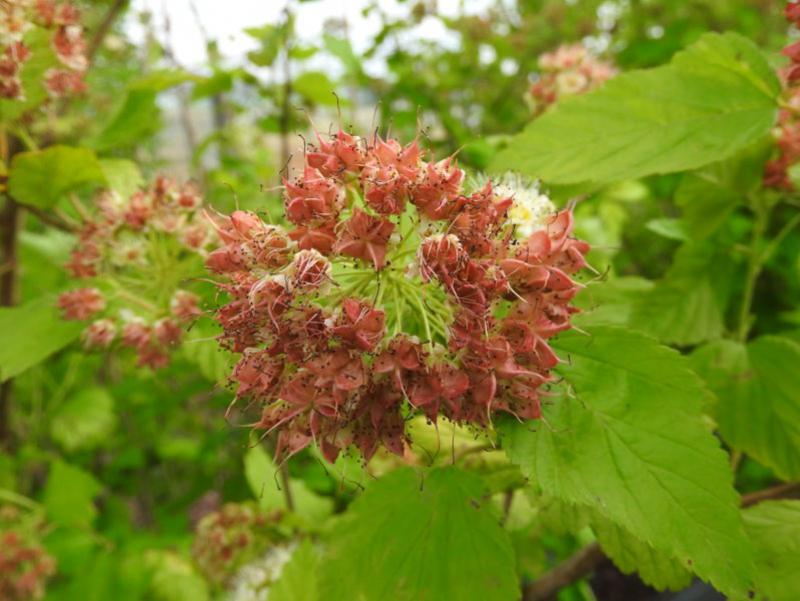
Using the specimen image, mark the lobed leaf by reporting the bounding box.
[501,326,754,596]
[318,467,518,601]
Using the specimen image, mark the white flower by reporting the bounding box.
[227,543,297,601]
[495,173,555,239]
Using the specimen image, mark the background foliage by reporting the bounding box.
[1,1,799,600]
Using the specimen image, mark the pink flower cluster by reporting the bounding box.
[209,130,589,463]
[57,177,213,369]
[0,507,56,601]
[764,2,800,189]
[0,0,87,100]
[527,43,617,115]
[192,503,282,586]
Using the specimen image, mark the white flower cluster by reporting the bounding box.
[495,173,555,239]
[227,543,297,601]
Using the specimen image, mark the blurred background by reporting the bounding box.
[1,1,793,600]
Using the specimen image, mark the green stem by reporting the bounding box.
[736,206,769,343]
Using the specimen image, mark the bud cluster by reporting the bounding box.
[526,43,617,115]
[0,506,56,601]
[0,0,87,100]
[57,177,214,369]
[208,129,589,463]
[764,2,800,189]
[192,503,284,588]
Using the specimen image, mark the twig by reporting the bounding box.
[522,542,605,601]
[87,0,130,62]
[278,461,295,512]
[24,205,76,232]
[741,481,800,507]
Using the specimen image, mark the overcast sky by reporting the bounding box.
[125,0,497,72]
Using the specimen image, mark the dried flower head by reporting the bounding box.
[57,177,213,369]
[192,503,284,588]
[208,129,589,463]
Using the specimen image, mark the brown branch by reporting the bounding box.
[87,0,130,62]
[522,542,605,601]
[0,196,20,451]
[742,481,800,507]
[520,481,800,601]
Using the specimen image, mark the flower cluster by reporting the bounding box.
[208,129,589,463]
[526,43,616,115]
[764,2,800,189]
[0,0,87,100]
[57,177,214,369]
[192,503,284,588]
[0,506,56,601]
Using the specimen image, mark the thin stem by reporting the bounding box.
[761,210,800,264]
[278,461,295,512]
[736,205,769,342]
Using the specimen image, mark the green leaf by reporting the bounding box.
[42,460,102,528]
[501,326,753,596]
[0,296,82,382]
[695,337,800,481]
[99,159,144,198]
[491,32,779,184]
[269,540,319,601]
[318,467,518,601]
[574,277,654,327]
[645,218,689,241]
[743,500,800,601]
[146,550,210,601]
[324,35,362,76]
[50,387,117,452]
[8,146,104,209]
[293,71,338,105]
[245,24,282,66]
[592,516,693,592]
[244,445,333,524]
[675,141,770,239]
[629,242,735,345]
[91,89,160,151]
[191,71,233,100]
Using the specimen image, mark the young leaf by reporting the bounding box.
[42,460,102,528]
[0,295,82,382]
[243,444,333,524]
[8,146,105,209]
[743,500,800,601]
[491,32,779,184]
[318,467,518,601]
[692,337,800,481]
[501,326,753,597]
[99,159,144,199]
[50,387,117,452]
